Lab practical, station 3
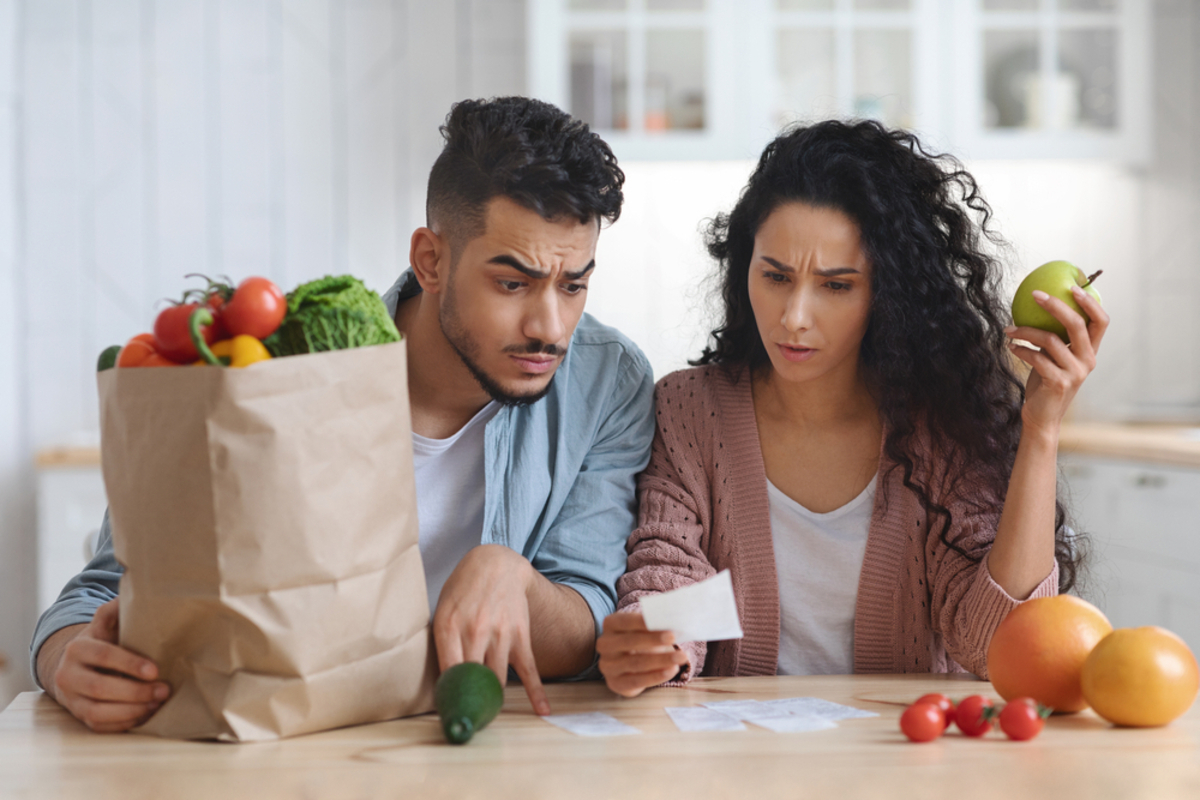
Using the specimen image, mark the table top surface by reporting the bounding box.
[2,674,1197,800]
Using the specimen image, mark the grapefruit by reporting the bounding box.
[986,595,1112,713]
[1081,626,1199,727]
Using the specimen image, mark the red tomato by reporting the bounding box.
[954,695,995,737]
[206,292,230,340]
[221,277,286,339]
[916,693,956,731]
[153,303,216,363]
[998,697,1049,741]
[900,702,945,743]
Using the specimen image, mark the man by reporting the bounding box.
[31,96,655,732]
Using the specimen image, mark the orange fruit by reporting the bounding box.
[1081,627,1199,727]
[986,595,1112,713]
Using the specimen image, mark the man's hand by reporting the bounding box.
[37,598,170,733]
[596,612,689,698]
[432,545,551,716]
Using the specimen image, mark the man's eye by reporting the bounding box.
[499,280,524,292]
[563,283,587,295]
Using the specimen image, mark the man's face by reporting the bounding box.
[437,196,599,405]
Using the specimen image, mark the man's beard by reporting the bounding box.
[439,285,564,407]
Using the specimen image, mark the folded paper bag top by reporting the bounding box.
[100,341,436,742]
[639,570,744,645]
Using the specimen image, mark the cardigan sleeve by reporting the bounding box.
[615,382,720,683]
[924,474,1059,678]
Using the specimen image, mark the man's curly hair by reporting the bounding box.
[427,96,624,261]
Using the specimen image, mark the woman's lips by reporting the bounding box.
[510,355,558,374]
[777,344,817,363]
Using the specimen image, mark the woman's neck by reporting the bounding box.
[753,360,878,430]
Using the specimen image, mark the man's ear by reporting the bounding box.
[409,227,449,294]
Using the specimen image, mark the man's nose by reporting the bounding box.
[524,287,567,345]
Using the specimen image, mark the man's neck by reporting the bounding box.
[395,293,495,439]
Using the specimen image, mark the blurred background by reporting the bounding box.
[1,0,1197,705]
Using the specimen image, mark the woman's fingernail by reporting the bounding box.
[140,663,155,679]
[1032,290,1050,301]
[1070,285,1086,297]
[154,684,170,700]
[1003,325,1016,335]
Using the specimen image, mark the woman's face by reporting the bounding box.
[747,201,873,387]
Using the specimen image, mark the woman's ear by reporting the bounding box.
[409,226,448,294]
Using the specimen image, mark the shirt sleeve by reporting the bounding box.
[528,349,656,649]
[926,482,1059,678]
[28,509,123,687]
[613,382,721,684]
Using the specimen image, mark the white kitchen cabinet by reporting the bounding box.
[527,0,1150,162]
[36,461,107,616]
[1059,454,1200,654]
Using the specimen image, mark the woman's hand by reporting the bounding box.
[1006,285,1109,435]
[596,612,689,698]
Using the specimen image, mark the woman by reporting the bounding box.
[597,119,1107,696]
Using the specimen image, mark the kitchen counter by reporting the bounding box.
[2,674,1198,800]
[36,421,1200,471]
[1058,422,1200,469]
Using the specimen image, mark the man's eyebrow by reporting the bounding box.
[761,256,860,277]
[488,255,596,281]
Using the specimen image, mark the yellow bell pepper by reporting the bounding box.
[209,335,272,368]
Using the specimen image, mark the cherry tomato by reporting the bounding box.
[954,694,995,737]
[154,303,216,363]
[221,277,286,339]
[916,693,956,731]
[998,697,1049,741]
[900,702,945,743]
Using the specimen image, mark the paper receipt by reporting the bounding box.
[639,570,744,644]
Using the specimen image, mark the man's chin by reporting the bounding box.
[465,361,557,407]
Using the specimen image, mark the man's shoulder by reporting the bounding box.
[565,313,653,384]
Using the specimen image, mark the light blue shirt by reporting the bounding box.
[30,271,655,683]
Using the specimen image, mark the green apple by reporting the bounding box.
[1011,260,1102,343]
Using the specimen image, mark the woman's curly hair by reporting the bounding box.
[695,119,1084,592]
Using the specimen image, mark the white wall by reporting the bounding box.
[0,0,526,697]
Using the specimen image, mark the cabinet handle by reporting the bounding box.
[1132,473,1168,489]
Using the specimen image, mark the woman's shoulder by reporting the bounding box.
[654,363,750,405]
[652,363,756,446]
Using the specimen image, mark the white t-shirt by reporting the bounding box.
[412,402,501,615]
[769,474,877,676]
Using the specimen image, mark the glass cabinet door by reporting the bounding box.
[959,0,1148,160]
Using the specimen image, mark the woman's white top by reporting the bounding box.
[768,474,877,676]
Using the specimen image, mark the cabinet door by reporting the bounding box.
[1059,455,1200,653]
[36,467,108,614]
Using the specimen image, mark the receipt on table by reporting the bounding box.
[639,570,744,644]
[665,706,747,732]
[540,713,641,737]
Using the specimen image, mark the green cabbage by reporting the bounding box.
[264,275,400,357]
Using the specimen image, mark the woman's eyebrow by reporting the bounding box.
[761,255,860,277]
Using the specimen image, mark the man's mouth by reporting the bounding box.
[510,354,558,374]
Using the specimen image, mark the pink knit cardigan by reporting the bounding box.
[616,364,1058,680]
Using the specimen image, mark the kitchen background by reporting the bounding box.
[1,0,1197,705]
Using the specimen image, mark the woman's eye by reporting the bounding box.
[766,271,788,283]
[827,281,851,292]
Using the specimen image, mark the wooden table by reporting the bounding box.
[2,674,1198,800]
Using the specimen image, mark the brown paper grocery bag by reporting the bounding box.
[97,340,435,741]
